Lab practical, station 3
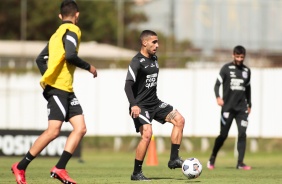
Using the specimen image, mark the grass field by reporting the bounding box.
[1,149,282,184]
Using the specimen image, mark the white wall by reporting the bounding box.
[0,68,281,138]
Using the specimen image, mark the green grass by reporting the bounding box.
[2,150,282,184]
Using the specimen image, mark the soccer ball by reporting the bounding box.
[181,157,202,179]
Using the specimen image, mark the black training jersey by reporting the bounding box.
[214,62,252,111]
[125,52,160,107]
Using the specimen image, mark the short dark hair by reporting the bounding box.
[60,0,79,17]
[139,30,157,45]
[233,45,246,55]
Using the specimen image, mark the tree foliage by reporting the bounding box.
[0,0,147,50]
[0,0,195,68]
[0,0,21,40]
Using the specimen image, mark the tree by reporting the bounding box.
[0,0,195,69]
[0,0,21,40]
[0,0,147,50]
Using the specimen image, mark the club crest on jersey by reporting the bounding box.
[155,61,159,68]
[242,71,248,79]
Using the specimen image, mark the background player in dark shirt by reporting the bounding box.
[11,1,97,184]
[207,45,252,170]
[124,30,185,181]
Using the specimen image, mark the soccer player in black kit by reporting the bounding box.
[124,30,185,181]
[207,45,252,170]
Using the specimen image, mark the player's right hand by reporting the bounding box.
[131,105,141,118]
[89,65,97,78]
[216,97,224,106]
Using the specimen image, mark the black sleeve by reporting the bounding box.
[214,79,221,98]
[214,67,224,98]
[246,70,252,108]
[124,80,137,107]
[246,85,251,108]
[64,31,91,71]
[35,44,49,75]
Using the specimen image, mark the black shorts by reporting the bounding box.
[219,109,249,137]
[130,101,173,133]
[43,85,83,122]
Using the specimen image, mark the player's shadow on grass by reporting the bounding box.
[224,166,255,170]
[183,181,201,183]
[225,167,237,169]
[149,177,180,180]
[150,177,201,182]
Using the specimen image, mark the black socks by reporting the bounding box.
[56,150,72,169]
[133,159,143,174]
[17,151,35,170]
[170,144,180,160]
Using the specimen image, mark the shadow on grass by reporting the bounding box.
[224,166,255,169]
[150,176,201,182]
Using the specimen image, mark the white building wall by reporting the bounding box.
[0,68,281,138]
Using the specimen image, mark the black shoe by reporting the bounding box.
[168,157,184,169]
[131,172,150,181]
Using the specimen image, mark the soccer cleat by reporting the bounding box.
[11,162,27,184]
[207,156,215,170]
[50,166,77,184]
[207,161,215,170]
[168,157,184,169]
[237,163,251,170]
[131,172,151,181]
